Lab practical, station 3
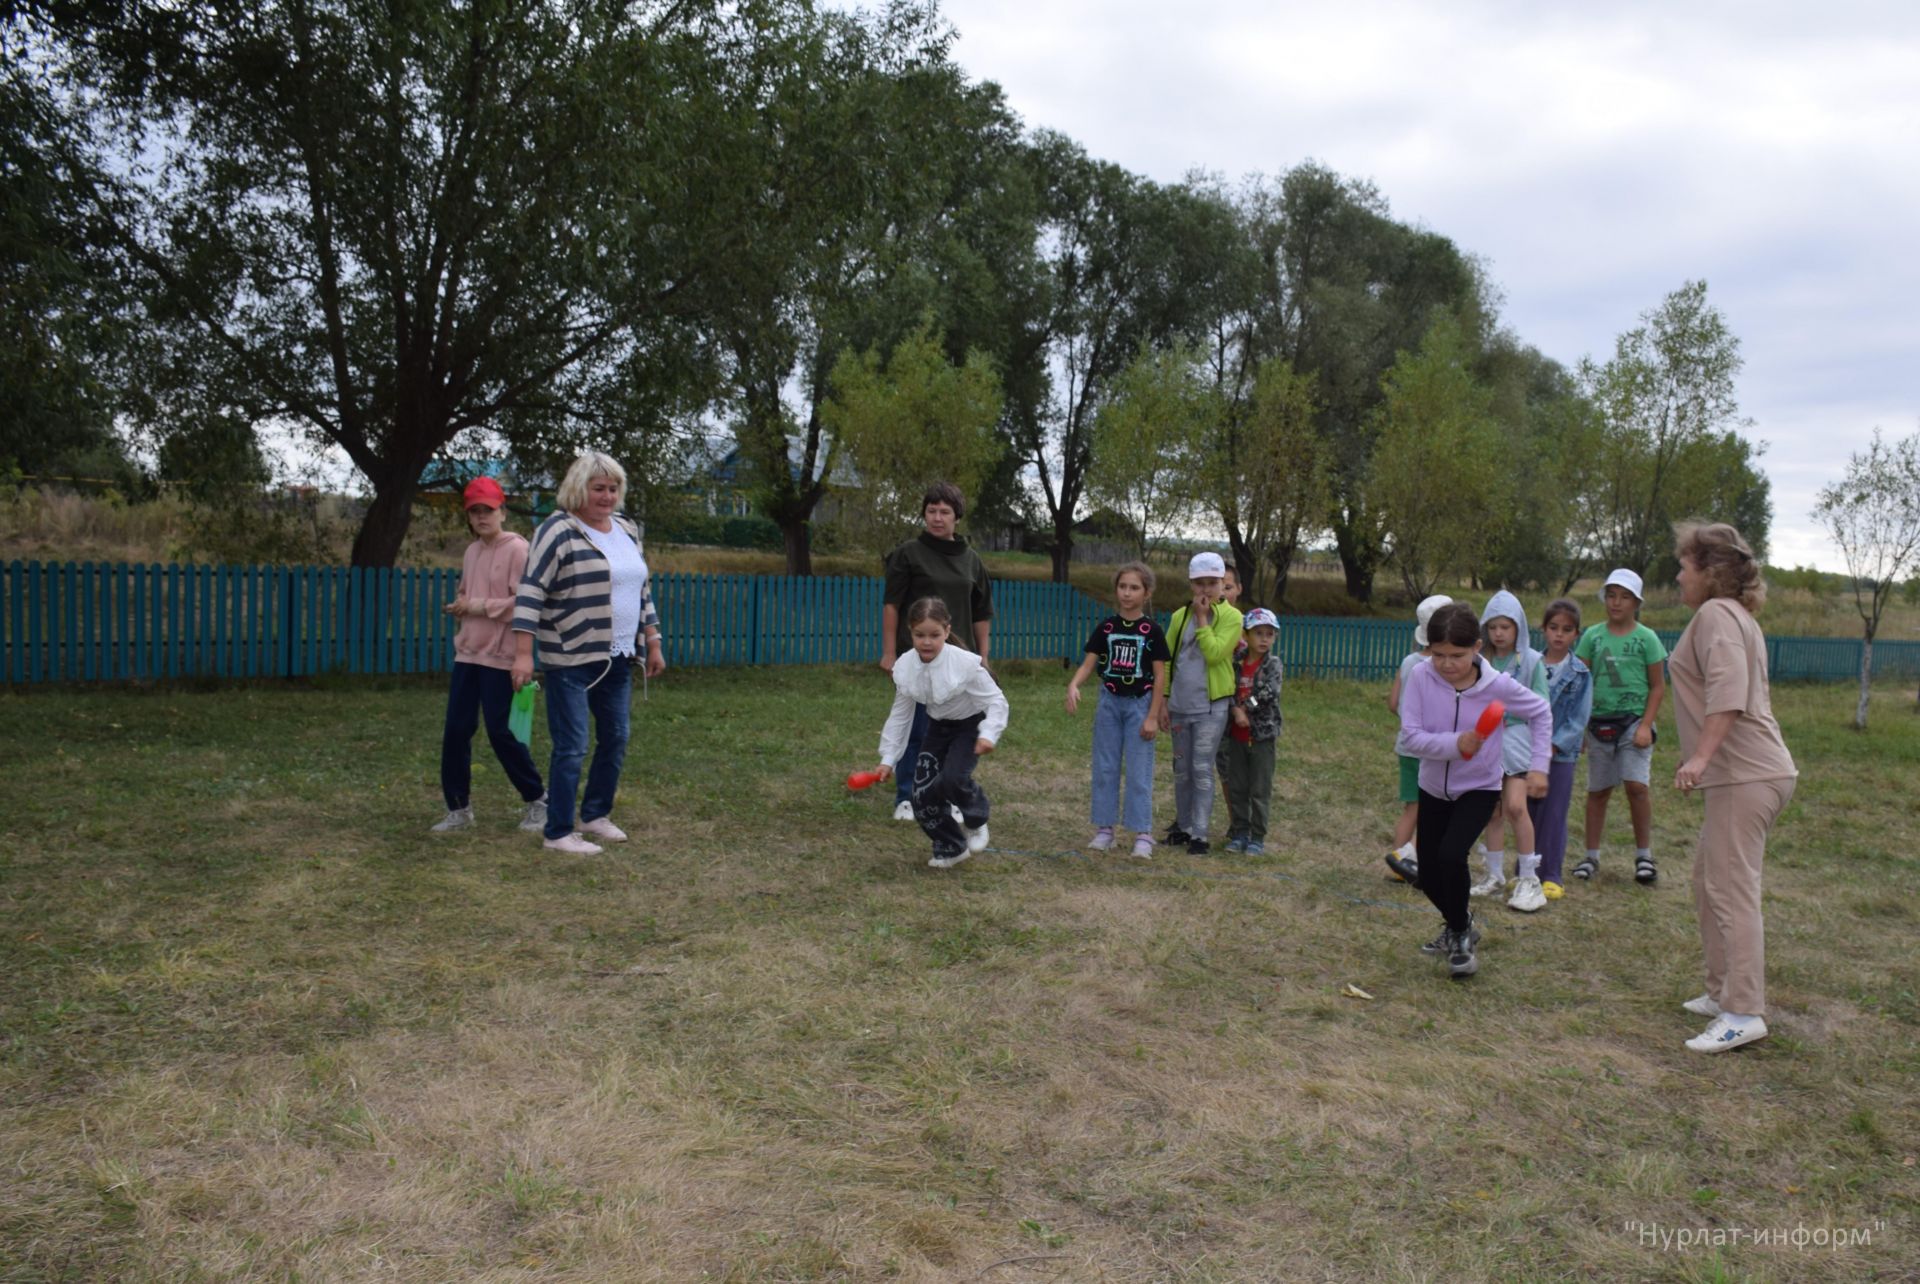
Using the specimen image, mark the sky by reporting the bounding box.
[927,0,1920,571]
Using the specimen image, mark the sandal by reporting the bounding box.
[1383,851,1421,886]
[1635,854,1658,885]
[1572,855,1598,881]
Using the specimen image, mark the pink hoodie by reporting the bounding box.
[453,532,528,670]
[1397,655,1552,800]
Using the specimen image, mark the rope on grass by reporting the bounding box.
[978,844,1428,914]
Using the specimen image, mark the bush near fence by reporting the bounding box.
[5,560,1919,686]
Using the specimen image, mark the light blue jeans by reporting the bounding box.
[1090,693,1155,832]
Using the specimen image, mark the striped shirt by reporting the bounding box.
[513,512,660,667]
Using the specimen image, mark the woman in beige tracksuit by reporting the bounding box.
[1668,522,1796,1054]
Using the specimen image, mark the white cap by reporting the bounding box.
[1412,594,1452,647]
[1188,551,1226,578]
[1604,568,1644,600]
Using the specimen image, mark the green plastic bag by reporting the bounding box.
[509,680,539,746]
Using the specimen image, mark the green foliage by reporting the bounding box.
[1370,315,1506,598]
[1194,355,1327,606]
[820,318,1003,553]
[653,513,784,551]
[1574,281,1769,574]
[1087,341,1213,556]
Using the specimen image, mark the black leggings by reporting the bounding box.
[1416,788,1502,932]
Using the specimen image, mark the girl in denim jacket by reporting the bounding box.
[1529,599,1593,898]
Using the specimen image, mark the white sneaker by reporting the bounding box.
[1682,994,1723,1017]
[927,849,973,870]
[1469,871,1506,897]
[430,806,474,833]
[579,817,627,843]
[892,801,915,821]
[1087,828,1115,851]
[543,833,603,855]
[965,822,989,853]
[1506,875,1546,913]
[518,797,548,833]
[1685,1014,1768,1054]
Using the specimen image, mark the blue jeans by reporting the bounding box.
[893,703,931,805]
[441,661,545,810]
[1090,694,1155,832]
[542,657,632,840]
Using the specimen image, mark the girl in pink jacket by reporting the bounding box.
[1396,603,1552,979]
[431,477,547,834]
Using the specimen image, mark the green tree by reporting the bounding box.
[68,0,757,565]
[1086,341,1211,557]
[711,5,1027,573]
[0,20,141,488]
[820,319,1002,551]
[1370,315,1506,598]
[1193,354,1325,606]
[1577,280,1756,573]
[1811,428,1920,729]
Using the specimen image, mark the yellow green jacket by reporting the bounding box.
[1165,602,1245,701]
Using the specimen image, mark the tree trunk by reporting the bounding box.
[781,519,813,577]
[349,475,421,568]
[1225,526,1259,606]
[1333,522,1375,604]
[1855,630,1874,730]
[1048,523,1073,583]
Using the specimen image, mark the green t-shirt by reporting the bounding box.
[1575,622,1668,719]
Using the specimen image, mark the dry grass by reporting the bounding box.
[3,666,1916,1280]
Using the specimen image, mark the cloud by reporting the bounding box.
[935,0,1920,571]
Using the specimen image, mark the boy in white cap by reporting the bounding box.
[1160,551,1243,854]
[1573,568,1668,885]
[1384,594,1451,883]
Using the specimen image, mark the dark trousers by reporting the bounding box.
[913,713,989,859]
[893,703,931,805]
[441,661,545,810]
[1221,737,1276,841]
[542,657,632,840]
[1527,758,1578,883]
[1416,788,1503,932]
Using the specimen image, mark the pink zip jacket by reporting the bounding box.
[453,532,529,670]
[1398,655,1552,800]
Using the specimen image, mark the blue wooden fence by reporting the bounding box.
[4,559,1918,686]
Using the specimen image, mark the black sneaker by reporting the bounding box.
[1447,921,1481,978]
[1164,826,1191,846]
[1635,854,1658,885]
[1421,919,1481,956]
[1187,838,1210,856]
[1384,852,1421,886]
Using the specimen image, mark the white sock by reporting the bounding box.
[1518,852,1541,880]
[1720,1012,1759,1025]
[1484,849,1506,880]
[1397,840,1417,859]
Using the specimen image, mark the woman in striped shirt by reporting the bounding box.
[511,452,666,855]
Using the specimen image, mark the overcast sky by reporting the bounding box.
[930,0,1919,572]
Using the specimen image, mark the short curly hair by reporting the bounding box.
[1674,520,1766,611]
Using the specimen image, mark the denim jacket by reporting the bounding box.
[1546,655,1593,763]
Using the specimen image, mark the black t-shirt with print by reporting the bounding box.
[1083,614,1171,698]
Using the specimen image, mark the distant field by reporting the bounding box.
[3,666,1915,1280]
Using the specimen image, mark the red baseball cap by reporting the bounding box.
[462,476,506,510]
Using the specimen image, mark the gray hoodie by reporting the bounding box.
[1480,589,1547,711]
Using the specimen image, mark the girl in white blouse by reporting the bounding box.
[874,597,1009,870]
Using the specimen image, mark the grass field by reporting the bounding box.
[3,666,1918,1282]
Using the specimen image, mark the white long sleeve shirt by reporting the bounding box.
[878,643,1009,765]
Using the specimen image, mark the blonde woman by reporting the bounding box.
[1669,522,1796,1053]
[511,453,666,855]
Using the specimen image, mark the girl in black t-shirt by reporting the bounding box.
[1065,563,1171,859]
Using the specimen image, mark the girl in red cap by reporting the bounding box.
[431,476,547,834]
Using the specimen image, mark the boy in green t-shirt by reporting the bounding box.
[1572,568,1667,886]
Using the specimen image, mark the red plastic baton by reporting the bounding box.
[1462,701,1504,759]
[846,770,883,790]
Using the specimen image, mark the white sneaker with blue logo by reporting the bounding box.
[1685,1013,1768,1054]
